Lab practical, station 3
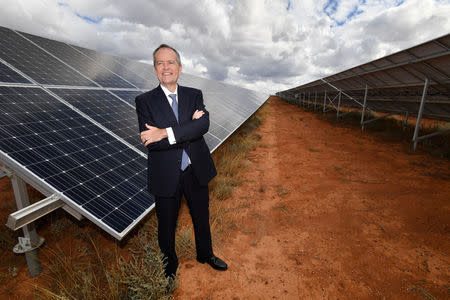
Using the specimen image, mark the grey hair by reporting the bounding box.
[153,44,181,66]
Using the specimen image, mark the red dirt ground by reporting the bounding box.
[1,96,449,299]
[174,97,450,299]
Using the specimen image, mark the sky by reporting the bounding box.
[0,0,449,94]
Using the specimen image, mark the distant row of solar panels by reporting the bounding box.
[0,26,267,239]
[278,33,450,121]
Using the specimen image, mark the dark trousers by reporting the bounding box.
[155,166,213,278]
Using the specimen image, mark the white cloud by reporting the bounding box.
[0,0,449,93]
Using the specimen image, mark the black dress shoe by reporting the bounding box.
[197,255,228,271]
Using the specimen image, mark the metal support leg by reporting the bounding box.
[10,174,44,277]
[360,85,368,130]
[403,111,409,131]
[323,91,327,113]
[413,78,429,150]
[314,91,317,111]
[336,91,342,118]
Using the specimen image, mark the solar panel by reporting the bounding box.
[0,60,31,84]
[279,33,450,121]
[22,32,135,89]
[50,88,145,151]
[110,90,143,105]
[0,26,95,87]
[0,25,268,240]
[0,86,152,238]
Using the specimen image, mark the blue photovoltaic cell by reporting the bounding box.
[50,88,145,151]
[0,26,96,87]
[0,61,31,84]
[0,86,153,237]
[22,32,135,89]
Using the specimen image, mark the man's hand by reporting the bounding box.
[192,109,205,120]
[141,124,168,146]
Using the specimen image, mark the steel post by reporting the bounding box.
[360,85,368,130]
[10,174,44,277]
[403,111,409,131]
[413,78,429,150]
[336,91,342,118]
[314,91,317,111]
[323,91,327,113]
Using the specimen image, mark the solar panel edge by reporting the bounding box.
[115,202,155,240]
[0,149,152,240]
[0,150,54,197]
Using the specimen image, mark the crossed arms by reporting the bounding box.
[135,91,210,151]
[140,109,204,146]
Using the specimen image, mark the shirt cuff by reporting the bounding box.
[166,127,176,145]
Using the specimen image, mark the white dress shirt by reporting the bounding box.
[160,84,192,165]
[160,84,178,145]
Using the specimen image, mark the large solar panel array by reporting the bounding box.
[0,26,267,240]
[278,34,450,121]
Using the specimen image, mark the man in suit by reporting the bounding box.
[135,44,228,280]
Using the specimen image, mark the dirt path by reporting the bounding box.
[175,97,450,299]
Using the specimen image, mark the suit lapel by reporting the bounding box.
[177,85,187,123]
[155,85,178,124]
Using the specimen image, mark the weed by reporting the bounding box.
[49,217,68,236]
[274,202,288,214]
[7,266,17,278]
[407,284,435,300]
[274,185,290,196]
[251,212,263,220]
[338,177,349,183]
[117,236,173,300]
[175,226,195,260]
[333,166,343,172]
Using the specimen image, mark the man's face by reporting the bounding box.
[154,47,182,89]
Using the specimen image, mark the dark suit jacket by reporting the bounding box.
[135,85,217,197]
